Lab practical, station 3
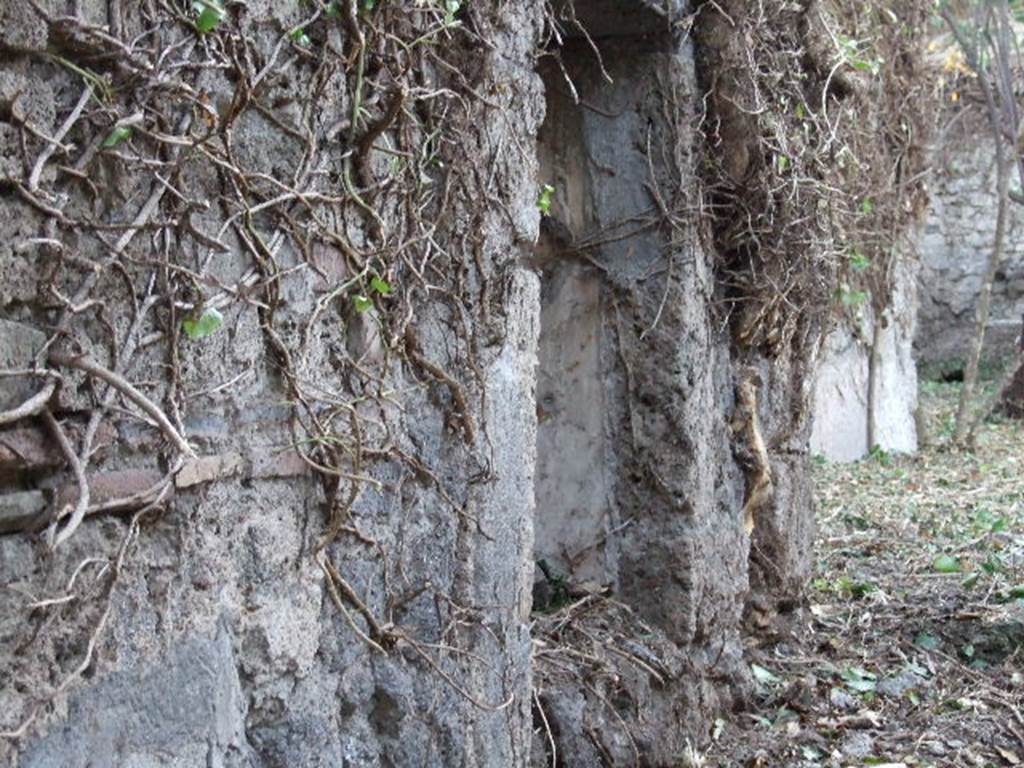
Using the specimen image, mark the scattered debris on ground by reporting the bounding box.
[705,381,1024,767]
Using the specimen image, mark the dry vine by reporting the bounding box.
[694,0,932,355]
[0,0,530,746]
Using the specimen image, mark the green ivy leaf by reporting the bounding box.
[443,0,461,25]
[369,276,392,296]
[840,666,877,693]
[102,125,132,148]
[849,249,871,272]
[914,632,940,650]
[537,184,555,215]
[353,295,373,313]
[182,307,224,340]
[838,286,869,307]
[289,27,311,46]
[933,554,961,574]
[192,0,225,34]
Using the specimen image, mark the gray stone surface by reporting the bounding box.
[811,326,870,462]
[0,320,48,413]
[811,257,919,462]
[0,0,827,765]
[0,491,46,534]
[918,134,1024,370]
[18,621,254,768]
[0,1,543,765]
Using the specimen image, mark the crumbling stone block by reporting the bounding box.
[0,2,48,53]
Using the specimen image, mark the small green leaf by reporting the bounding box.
[860,197,875,214]
[289,27,311,46]
[933,554,961,574]
[838,285,869,308]
[182,307,224,340]
[369,276,392,296]
[849,249,871,272]
[842,666,876,680]
[192,0,225,33]
[775,154,790,172]
[102,125,132,148]
[537,183,555,215]
[443,0,460,25]
[961,572,980,589]
[913,631,940,651]
[325,1,341,17]
[353,294,373,313]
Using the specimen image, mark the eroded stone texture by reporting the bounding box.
[0,2,542,766]
[919,134,1024,371]
[531,6,755,760]
[0,0,827,765]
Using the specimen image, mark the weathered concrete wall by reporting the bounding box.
[811,257,919,462]
[918,134,1024,371]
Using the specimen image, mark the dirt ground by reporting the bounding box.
[703,380,1024,768]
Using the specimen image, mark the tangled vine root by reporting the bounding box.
[694,0,931,353]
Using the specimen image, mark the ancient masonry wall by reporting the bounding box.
[917,134,1024,372]
[0,1,817,765]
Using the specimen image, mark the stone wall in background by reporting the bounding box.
[918,135,1024,373]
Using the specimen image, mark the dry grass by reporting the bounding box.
[706,381,1024,767]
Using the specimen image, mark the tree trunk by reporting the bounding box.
[997,357,1024,417]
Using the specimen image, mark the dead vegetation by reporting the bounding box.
[705,381,1024,767]
[694,0,931,353]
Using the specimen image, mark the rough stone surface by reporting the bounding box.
[0,320,47,413]
[811,326,871,462]
[811,257,919,462]
[17,621,253,768]
[0,491,46,535]
[0,0,827,765]
[918,133,1024,371]
[0,2,543,766]
[531,22,753,756]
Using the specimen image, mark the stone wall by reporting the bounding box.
[810,257,920,462]
[0,1,824,765]
[0,2,544,765]
[918,132,1024,372]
